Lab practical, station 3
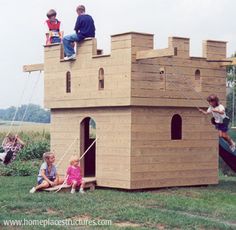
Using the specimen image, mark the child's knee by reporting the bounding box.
[72,180,78,185]
[42,181,50,188]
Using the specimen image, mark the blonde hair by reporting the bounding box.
[69,154,80,165]
[43,152,54,161]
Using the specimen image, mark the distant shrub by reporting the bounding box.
[18,140,50,160]
[0,160,41,176]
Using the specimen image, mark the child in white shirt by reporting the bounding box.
[199,94,235,152]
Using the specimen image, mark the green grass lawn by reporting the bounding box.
[0,176,236,229]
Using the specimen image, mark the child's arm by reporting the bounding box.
[15,135,25,146]
[45,33,51,45]
[211,108,225,115]
[41,169,54,186]
[53,172,60,186]
[198,108,211,115]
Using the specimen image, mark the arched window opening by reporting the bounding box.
[171,114,182,140]
[195,69,201,80]
[98,68,104,90]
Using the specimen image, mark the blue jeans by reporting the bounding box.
[63,34,80,57]
[51,37,61,44]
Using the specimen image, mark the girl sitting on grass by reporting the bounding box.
[66,155,85,194]
[29,152,64,193]
[0,134,25,165]
[199,94,235,152]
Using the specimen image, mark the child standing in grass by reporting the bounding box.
[29,152,63,193]
[0,134,25,165]
[66,155,85,194]
[199,94,235,152]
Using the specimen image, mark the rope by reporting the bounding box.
[55,137,78,168]
[165,58,209,109]
[16,71,42,135]
[53,175,69,193]
[79,138,98,161]
[54,137,98,193]
[166,78,201,109]
[3,73,31,144]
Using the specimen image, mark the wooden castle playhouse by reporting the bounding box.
[24,32,232,189]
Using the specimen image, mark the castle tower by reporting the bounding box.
[26,32,227,189]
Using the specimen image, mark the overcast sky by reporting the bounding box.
[0,0,235,108]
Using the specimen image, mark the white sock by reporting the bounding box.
[71,188,76,194]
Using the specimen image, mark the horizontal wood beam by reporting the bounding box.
[136,48,174,60]
[23,63,44,72]
[207,58,236,67]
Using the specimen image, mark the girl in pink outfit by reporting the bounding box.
[66,155,85,194]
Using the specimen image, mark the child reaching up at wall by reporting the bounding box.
[45,9,63,45]
[0,134,25,165]
[199,94,236,152]
[66,155,85,194]
[29,152,64,193]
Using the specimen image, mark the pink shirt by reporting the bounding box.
[66,165,82,185]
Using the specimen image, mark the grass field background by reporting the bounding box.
[0,176,236,229]
[0,121,236,229]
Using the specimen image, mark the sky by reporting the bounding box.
[0,0,235,108]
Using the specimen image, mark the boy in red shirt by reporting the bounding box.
[45,9,63,45]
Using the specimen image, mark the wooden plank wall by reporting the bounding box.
[50,107,132,189]
[131,55,226,107]
[44,37,132,109]
[130,107,218,189]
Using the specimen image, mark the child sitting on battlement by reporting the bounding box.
[29,152,64,193]
[199,94,235,152]
[45,9,63,45]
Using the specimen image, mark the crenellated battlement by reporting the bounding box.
[24,32,227,109]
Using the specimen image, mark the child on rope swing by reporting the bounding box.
[29,152,64,193]
[199,94,236,152]
[0,134,25,165]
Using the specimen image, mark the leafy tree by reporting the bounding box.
[226,53,236,123]
[0,104,50,123]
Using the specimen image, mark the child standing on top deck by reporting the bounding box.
[199,94,235,152]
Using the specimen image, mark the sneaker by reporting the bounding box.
[64,54,76,61]
[71,188,76,194]
[29,187,36,193]
[79,189,85,194]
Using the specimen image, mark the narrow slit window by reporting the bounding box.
[171,114,182,140]
[98,68,104,90]
[174,47,178,56]
[195,69,201,80]
[66,71,71,93]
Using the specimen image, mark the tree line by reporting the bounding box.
[226,52,236,123]
[0,104,50,123]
